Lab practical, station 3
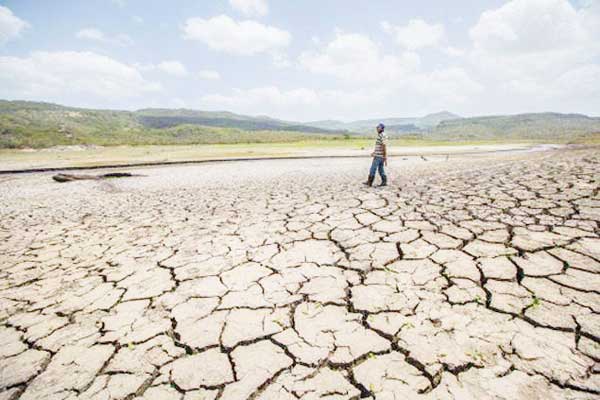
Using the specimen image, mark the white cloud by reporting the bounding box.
[157,60,188,77]
[199,86,319,118]
[111,0,126,8]
[182,14,290,55]
[294,30,483,118]
[198,69,221,80]
[0,51,160,104]
[76,28,105,41]
[114,33,134,46]
[382,18,445,50]
[169,98,187,108]
[502,62,600,101]
[132,16,143,24]
[406,67,483,104]
[76,27,133,46]
[135,61,190,77]
[470,0,591,55]
[470,0,599,73]
[443,46,465,57]
[554,64,600,98]
[201,86,318,109]
[198,71,483,121]
[193,87,374,121]
[299,32,420,84]
[271,53,291,68]
[0,5,29,44]
[229,0,268,17]
[468,0,600,109]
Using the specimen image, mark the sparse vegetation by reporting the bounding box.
[530,296,542,309]
[430,113,600,141]
[0,100,343,148]
[1,100,599,149]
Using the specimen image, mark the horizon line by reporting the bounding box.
[1,98,598,122]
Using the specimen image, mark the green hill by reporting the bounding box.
[0,100,341,148]
[305,111,462,133]
[428,113,600,140]
[305,111,600,141]
[136,108,336,133]
[1,100,598,148]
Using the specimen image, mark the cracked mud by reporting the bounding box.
[1,148,599,399]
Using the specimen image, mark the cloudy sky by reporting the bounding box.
[0,0,598,121]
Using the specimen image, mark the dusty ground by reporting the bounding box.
[0,142,539,171]
[0,147,598,399]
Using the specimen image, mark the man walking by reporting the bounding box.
[364,123,388,187]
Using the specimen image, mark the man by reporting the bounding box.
[364,123,388,187]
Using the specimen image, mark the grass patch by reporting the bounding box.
[2,138,588,171]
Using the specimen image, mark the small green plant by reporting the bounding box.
[273,319,286,328]
[383,265,398,274]
[530,297,541,309]
[400,322,415,330]
[466,349,485,362]
[369,383,377,393]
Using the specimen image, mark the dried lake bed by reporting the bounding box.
[0,146,599,399]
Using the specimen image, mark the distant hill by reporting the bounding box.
[305,111,462,133]
[419,111,462,128]
[136,108,336,133]
[428,113,600,140]
[307,110,600,140]
[0,100,342,148]
[1,100,598,148]
[385,124,421,133]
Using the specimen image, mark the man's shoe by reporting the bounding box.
[378,177,387,187]
[363,175,375,187]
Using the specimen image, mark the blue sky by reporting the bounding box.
[0,0,598,121]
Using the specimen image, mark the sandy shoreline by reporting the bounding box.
[0,143,565,174]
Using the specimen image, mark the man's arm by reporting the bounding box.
[383,143,387,165]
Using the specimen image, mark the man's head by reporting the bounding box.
[376,123,385,133]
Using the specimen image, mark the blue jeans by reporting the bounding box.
[369,157,386,180]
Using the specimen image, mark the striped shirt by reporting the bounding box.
[373,132,387,157]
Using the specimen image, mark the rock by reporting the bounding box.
[0,349,50,389]
[171,349,234,390]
